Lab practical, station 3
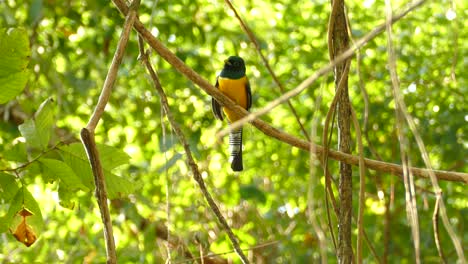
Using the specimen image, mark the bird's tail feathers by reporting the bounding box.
[229,128,243,171]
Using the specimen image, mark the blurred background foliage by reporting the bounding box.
[0,0,467,262]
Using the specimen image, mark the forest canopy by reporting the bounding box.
[0,0,467,263]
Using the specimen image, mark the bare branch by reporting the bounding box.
[80,1,139,263]
[432,195,447,264]
[224,0,310,141]
[308,93,328,264]
[137,41,249,263]
[386,0,465,262]
[217,0,427,135]
[328,0,353,261]
[109,0,468,186]
[351,106,366,263]
[86,1,139,132]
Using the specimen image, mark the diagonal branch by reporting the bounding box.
[109,0,468,185]
[224,0,310,141]
[386,1,465,262]
[432,196,446,264]
[218,0,426,135]
[137,41,249,263]
[80,1,139,263]
[350,106,366,263]
[385,1,420,262]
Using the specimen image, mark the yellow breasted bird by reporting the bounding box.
[212,56,252,171]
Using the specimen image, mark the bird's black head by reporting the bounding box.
[220,56,246,79]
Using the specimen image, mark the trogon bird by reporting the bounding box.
[212,56,252,171]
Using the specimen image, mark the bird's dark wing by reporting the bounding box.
[212,77,224,120]
[246,77,252,111]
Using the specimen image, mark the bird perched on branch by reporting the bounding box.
[212,56,252,171]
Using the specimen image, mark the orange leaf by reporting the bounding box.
[10,208,37,247]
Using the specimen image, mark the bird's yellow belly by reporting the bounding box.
[218,76,248,122]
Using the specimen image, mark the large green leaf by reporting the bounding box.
[39,157,90,209]
[106,172,142,200]
[39,158,89,191]
[59,143,94,189]
[96,143,131,170]
[18,98,55,151]
[0,28,30,104]
[58,143,139,199]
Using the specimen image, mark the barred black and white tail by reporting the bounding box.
[229,128,243,171]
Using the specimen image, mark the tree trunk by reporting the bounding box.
[329,0,352,263]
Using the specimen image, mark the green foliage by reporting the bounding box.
[18,98,54,150]
[0,97,138,251]
[0,0,467,263]
[0,28,30,104]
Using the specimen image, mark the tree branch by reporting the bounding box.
[217,0,427,135]
[386,0,465,262]
[109,0,468,186]
[223,0,310,141]
[432,195,446,264]
[328,0,353,260]
[80,1,139,263]
[137,40,249,263]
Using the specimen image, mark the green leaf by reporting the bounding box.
[59,143,94,188]
[18,98,55,150]
[39,158,88,191]
[58,143,138,199]
[97,144,130,170]
[0,172,20,201]
[0,186,44,233]
[105,173,141,199]
[34,98,55,149]
[0,28,31,104]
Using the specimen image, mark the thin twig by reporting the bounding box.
[80,1,139,263]
[217,0,427,136]
[357,215,382,263]
[322,60,351,252]
[385,1,420,262]
[343,8,369,263]
[350,106,366,263]
[86,1,139,132]
[137,31,173,262]
[383,181,394,264]
[224,0,310,141]
[432,195,447,264]
[175,241,279,264]
[344,8,383,163]
[385,1,465,262]
[0,143,63,173]
[153,222,196,261]
[308,93,328,264]
[449,0,458,82]
[138,42,249,264]
[109,0,468,185]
